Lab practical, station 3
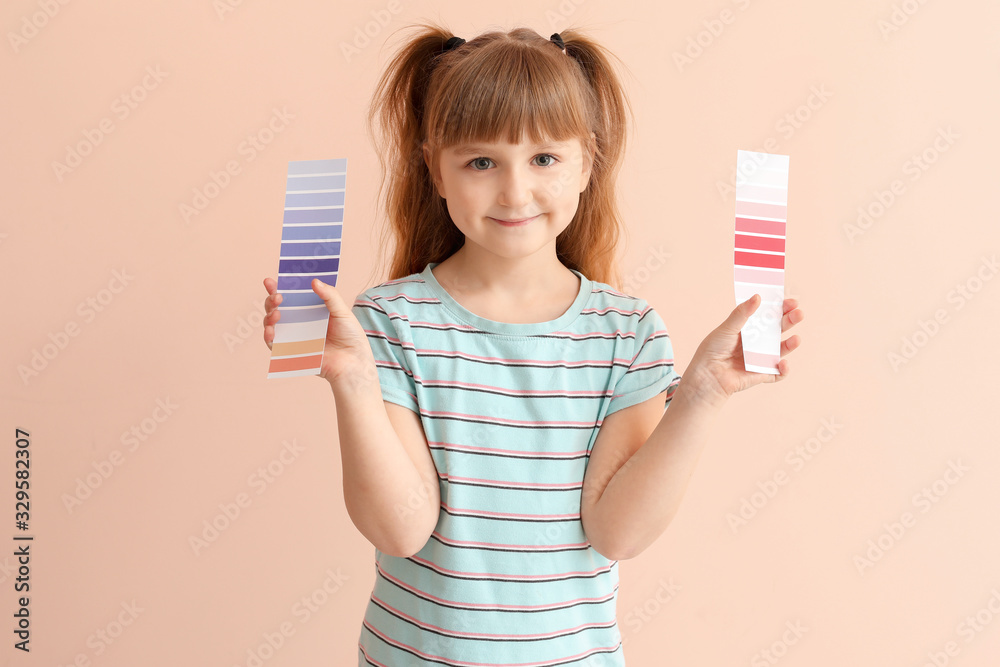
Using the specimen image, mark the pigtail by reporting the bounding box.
[555,28,635,292]
[365,23,466,284]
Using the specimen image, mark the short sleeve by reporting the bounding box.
[605,302,682,417]
[351,293,420,414]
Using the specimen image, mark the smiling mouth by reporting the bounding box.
[491,215,539,224]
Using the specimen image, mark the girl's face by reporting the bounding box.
[423,135,595,261]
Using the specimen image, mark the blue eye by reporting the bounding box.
[465,154,559,170]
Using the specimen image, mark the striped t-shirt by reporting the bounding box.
[352,261,682,666]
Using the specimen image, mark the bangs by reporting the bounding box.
[426,37,593,149]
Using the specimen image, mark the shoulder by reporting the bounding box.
[350,272,431,341]
[352,270,429,313]
[584,278,663,332]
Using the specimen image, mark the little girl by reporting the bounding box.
[263,23,803,666]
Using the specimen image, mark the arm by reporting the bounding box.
[582,377,724,561]
[330,355,440,558]
[582,294,804,560]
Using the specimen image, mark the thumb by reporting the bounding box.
[312,279,348,316]
[721,293,760,333]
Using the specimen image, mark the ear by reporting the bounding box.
[580,132,597,193]
[423,143,445,199]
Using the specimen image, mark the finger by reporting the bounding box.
[264,278,276,314]
[312,279,346,315]
[264,306,282,348]
[722,294,760,333]
[779,334,801,357]
[265,290,283,315]
[264,279,284,314]
[780,306,804,333]
[782,297,798,313]
[266,306,281,327]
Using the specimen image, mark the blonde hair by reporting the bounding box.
[364,22,635,290]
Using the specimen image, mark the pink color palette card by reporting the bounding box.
[734,150,789,375]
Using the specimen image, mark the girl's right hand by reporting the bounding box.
[263,277,374,386]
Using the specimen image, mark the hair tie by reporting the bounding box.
[443,36,466,52]
[550,32,566,53]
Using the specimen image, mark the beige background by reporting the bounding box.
[3,0,999,665]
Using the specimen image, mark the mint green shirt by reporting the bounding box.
[352,262,681,665]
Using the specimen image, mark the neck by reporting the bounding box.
[444,244,573,297]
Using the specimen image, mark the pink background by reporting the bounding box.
[3,0,999,665]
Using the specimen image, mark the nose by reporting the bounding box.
[497,163,533,210]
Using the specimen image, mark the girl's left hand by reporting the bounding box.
[683,294,804,408]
